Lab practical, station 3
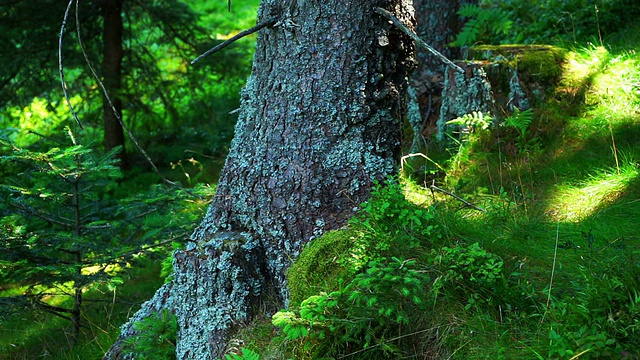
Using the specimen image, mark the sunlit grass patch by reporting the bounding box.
[561,45,611,88]
[587,56,640,123]
[546,161,638,222]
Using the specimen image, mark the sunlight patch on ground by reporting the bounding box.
[546,165,638,221]
[401,176,434,207]
[562,45,609,85]
[588,55,640,122]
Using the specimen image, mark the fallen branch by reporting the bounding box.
[429,183,486,212]
[374,7,464,74]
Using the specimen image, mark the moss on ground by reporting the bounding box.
[286,228,356,307]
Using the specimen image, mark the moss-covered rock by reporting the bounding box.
[286,229,356,307]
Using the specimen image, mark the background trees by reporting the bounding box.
[1,0,253,169]
[1,0,258,356]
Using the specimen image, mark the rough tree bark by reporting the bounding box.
[105,0,415,359]
[102,0,126,166]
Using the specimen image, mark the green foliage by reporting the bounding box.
[225,347,261,360]
[274,257,429,358]
[0,131,213,338]
[278,179,442,358]
[547,252,640,359]
[486,0,640,44]
[429,242,504,311]
[503,107,539,154]
[504,107,533,136]
[0,0,259,169]
[447,111,493,131]
[0,132,122,292]
[122,309,177,360]
[348,179,439,269]
[484,186,517,224]
[451,4,513,47]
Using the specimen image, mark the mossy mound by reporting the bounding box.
[470,44,567,84]
[286,229,356,307]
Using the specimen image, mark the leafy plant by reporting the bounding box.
[273,257,430,358]
[547,246,640,358]
[504,107,538,154]
[446,111,493,131]
[348,179,439,270]
[484,186,517,224]
[429,242,504,310]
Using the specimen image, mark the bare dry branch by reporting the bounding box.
[191,17,278,65]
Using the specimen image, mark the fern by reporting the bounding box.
[447,111,493,131]
[504,107,534,136]
[504,107,537,153]
[451,4,513,47]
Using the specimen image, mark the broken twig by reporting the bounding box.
[430,183,486,212]
[59,0,84,129]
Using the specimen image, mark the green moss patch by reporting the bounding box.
[287,229,355,307]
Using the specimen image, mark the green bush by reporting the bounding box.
[274,257,429,358]
[348,179,440,269]
[428,242,504,311]
[276,180,443,358]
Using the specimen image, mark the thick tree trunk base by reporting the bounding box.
[105,1,415,359]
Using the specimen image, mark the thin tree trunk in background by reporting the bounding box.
[105,0,415,358]
[102,0,126,167]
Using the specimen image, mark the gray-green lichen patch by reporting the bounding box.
[508,69,530,111]
[171,232,265,359]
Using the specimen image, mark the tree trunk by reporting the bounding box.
[102,0,126,166]
[105,0,415,359]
